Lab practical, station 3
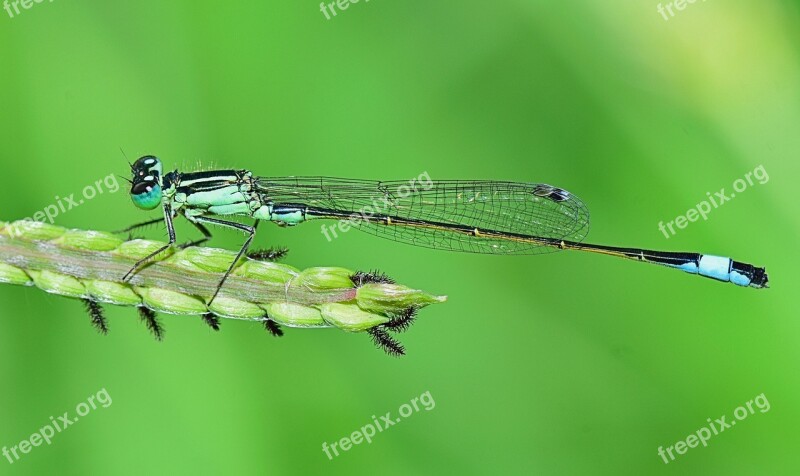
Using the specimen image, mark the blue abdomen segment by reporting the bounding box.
[698,255,734,282]
[674,254,740,283]
[669,254,767,288]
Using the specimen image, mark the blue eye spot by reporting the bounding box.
[131,183,162,210]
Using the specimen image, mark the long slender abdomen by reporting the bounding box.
[568,241,768,289]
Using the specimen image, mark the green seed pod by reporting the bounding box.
[113,239,174,260]
[0,263,32,286]
[263,302,326,327]
[319,303,392,332]
[83,280,143,306]
[3,220,66,241]
[169,247,240,273]
[234,260,300,284]
[28,270,87,298]
[136,287,207,315]
[293,267,354,291]
[208,296,266,319]
[55,230,124,251]
[356,283,447,314]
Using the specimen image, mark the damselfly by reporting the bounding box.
[121,156,768,303]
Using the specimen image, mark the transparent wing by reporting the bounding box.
[254,177,590,255]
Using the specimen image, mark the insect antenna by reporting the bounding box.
[119,147,133,170]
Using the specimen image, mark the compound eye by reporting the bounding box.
[131,155,163,179]
[130,181,162,210]
[131,181,154,195]
[133,155,160,169]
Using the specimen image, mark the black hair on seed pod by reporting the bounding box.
[263,318,284,337]
[201,312,221,331]
[83,299,108,335]
[350,270,395,287]
[138,307,164,341]
[383,306,418,333]
[367,327,405,357]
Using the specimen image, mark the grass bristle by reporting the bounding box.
[138,307,164,341]
[368,327,405,357]
[201,312,221,331]
[383,306,418,333]
[83,299,108,335]
[263,319,284,337]
[350,270,395,287]
[247,247,289,262]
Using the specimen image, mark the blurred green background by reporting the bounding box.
[1,0,799,474]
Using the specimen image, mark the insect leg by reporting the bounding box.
[122,202,176,282]
[189,216,259,306]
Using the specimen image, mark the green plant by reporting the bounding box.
[0,220,446,356]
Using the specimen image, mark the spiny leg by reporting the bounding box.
[115,214,213,250]
[191,216,259,306]
[83,299,108,335]
[367,327,405,357]
[201,312,221,331]
[123,203,176,282]
[179,221,213,249]
[137,307,164,341]
[113,217,164,238]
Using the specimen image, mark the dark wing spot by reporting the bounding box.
[532,184,571,202]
